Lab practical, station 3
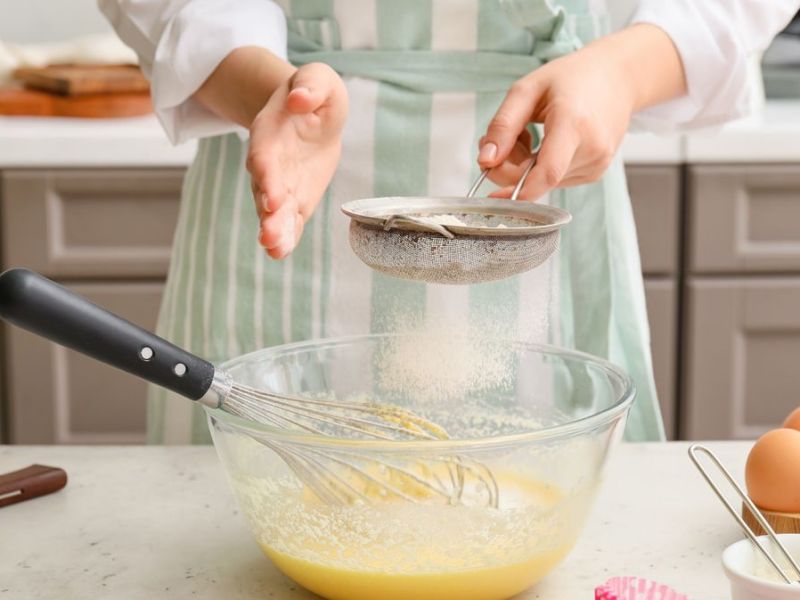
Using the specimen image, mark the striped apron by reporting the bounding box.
[150,0,664,444]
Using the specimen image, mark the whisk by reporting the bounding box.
[0,268,498,508]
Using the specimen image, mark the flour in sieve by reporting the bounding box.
[414,214,509,228]
[416,214,470,228]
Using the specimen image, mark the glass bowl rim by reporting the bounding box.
[206,333,636,450]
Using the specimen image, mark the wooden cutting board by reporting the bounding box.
[13,65,150,96]
[0,87,153,118]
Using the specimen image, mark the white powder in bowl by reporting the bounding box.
[751,548,800,583]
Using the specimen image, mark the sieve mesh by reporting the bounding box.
[349,220,560,285]
[342,156,570,285]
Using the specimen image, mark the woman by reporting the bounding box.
[100,0,796,443]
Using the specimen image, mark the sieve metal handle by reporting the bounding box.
[383,215,455,239]
[468,150,538,201]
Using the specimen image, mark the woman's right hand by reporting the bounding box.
[247,62,348,259]
[477,24,686,201]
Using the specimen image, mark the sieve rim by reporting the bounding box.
[341,196,571,238]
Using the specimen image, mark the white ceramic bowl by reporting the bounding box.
[723,534,800,599]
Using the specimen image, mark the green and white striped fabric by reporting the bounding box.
[150,0,664,444]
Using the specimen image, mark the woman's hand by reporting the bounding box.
[478,24,686,200]
[248,63,348,259]
[195,49,348,259]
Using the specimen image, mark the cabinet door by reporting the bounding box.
[644,279,677,439]
[1,169,183,278]
[626,166,681,276]
[6,282,164,444]
[690,166,800,273]
[684,278,800,440]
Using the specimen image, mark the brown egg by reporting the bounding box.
[784,407,800,431]
[745,428,800,513]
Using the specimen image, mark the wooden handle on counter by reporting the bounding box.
[0,464,68,508]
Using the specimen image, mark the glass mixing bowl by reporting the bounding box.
[206,333,634,600]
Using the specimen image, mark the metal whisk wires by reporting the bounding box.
[208,375,500,508]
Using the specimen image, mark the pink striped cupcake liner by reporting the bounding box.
[595,576,688,600]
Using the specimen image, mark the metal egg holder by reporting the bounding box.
[689,444,800,585]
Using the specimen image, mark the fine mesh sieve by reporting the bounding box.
[341,161,572,285]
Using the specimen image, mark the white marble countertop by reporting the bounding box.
[0,115,197,168]
[0,442,749,599]
[686,100,800,163]
[621,100,800,165]
[0,100,799,168]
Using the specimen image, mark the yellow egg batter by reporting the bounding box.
[244,472,581,600]
[262,542,571,600]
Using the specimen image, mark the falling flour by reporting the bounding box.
[374,314,516,404]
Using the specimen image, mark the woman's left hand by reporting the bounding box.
[478,24,686,200]
[248,62,348,259]
[195,50,349,259]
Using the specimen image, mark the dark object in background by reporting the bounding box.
[763,10,800,98]
[0,464,68,508]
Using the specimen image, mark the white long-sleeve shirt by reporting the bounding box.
[99,0,288,142]
[98,0,799,143]
[632,0,799,131]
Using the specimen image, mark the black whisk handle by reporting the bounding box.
[0,268,215,401]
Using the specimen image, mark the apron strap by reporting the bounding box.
[288,44,545,93]
[500,0,583,60]
[286,0,584,91]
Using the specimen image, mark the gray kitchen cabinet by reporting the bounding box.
[1,169,183,443]
[644,279,678,439]
[2,169,182,278]
[684,278,800,440]
[627,166,682,276]
[627,166,682,439]
[6,282,164,444]
[683,165,800,440]
[690,166,800,273]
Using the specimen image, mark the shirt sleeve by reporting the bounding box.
[630,0,798,131]
[98,0,287,143]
